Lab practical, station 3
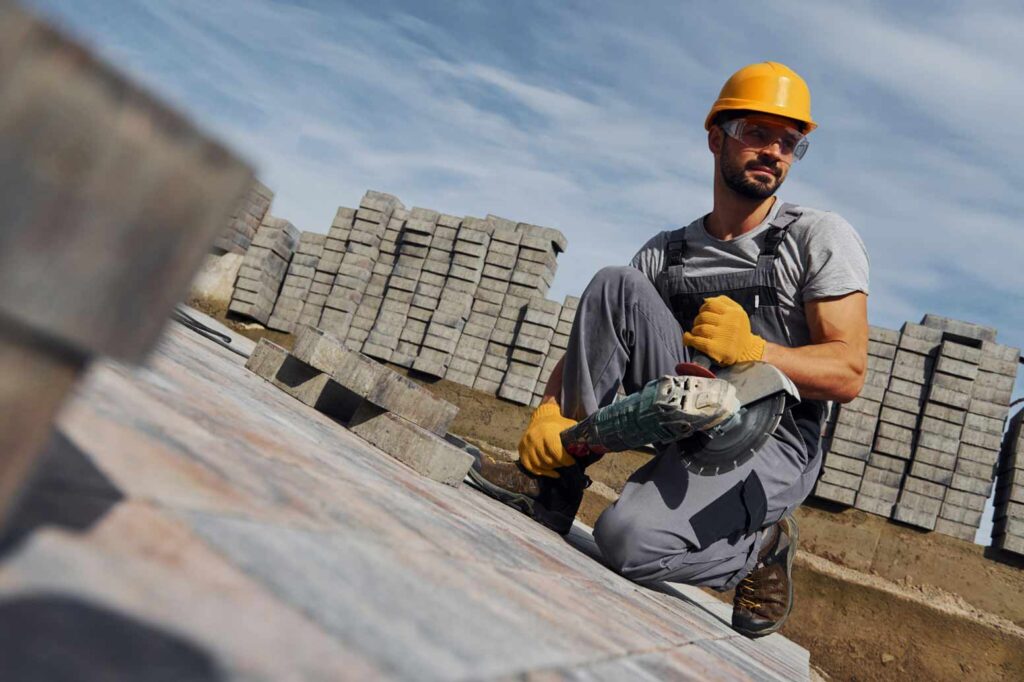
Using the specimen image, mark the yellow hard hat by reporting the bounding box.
[704,61,817,132]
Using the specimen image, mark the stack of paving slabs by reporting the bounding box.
[214,180,273,254]
[267,232,325,333]
[399,209,443,367]
[530,295,579,406]
[300,207,354,328]
[359,208,411,363]
[498,299,561,405]
[994,409,1024,556]
[245,326,470,486]
[322,193,404,346]
[228,216,299,324]
[472,219,521,394]
[942,339,1019,540]
[815,326,897,506]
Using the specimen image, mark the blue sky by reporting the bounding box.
[27,1,1024,541]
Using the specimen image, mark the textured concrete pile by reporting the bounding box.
[220,188,576,406]
[814,316,1020,544]
[246,326,470,487]
[995,409,1024,555]
[213,180,273,255]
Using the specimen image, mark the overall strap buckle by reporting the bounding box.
[665,230,688,268]
[757,203,800,267]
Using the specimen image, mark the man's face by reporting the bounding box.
[716,115,800,200]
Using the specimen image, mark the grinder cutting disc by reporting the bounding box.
[678,361,797,476]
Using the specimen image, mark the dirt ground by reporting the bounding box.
[207,309,1024,681]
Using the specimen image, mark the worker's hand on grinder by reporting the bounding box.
[518,403,577,478]
[683,295,765,366]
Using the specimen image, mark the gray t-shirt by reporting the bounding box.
[629,200,870,347]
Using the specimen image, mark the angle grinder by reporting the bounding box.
[560,353,799,476]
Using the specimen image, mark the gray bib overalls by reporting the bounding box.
[563,204,826,590]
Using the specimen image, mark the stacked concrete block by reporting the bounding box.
[472,220,520,394]
[507,222,563,305]
[297,207,352,328]
[267,232,325,332]
[893,334,965,530]
[360,208,411,363]
[228,216,299,324]
[321,193,403,347]
[215,180,273,254]
[815,326,896,507]
[499,299,561,405]
[247,328,469,486]
[939,340,1019,540]
[994,409,1024,555]
[529,296,578,406]
[388,209,436,368]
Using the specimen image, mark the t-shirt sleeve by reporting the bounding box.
[800,212,870,301]
[629,231,669,285]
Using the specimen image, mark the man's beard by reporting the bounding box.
[719,143,783,200]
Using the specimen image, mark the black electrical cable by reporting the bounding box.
[172,307,251,359]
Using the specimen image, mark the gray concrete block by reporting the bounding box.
[935,355,978,380]
[966,395,1007,417]
[881,391,922,414]
[888,378,926,402]
[928,385,971,410]
[826,437,871,460]
[945,488,987,512]
[934,518,976,541]
[932,371,973,394]
[823,453,867,476]
[914,429,957,455]
[961,427,1001,451]
[920,314,996,342]
[348,404,471,487]
[813,482,857,505]
[955,457,995,481]
[867,354,894,373]
[857,480,900,503]
[868,452,908,473]
[511,348,545,366]
[909,460,952,485]
[854,494,894,517]
[893,495,940,530]
[939,502,983,527]
[878,406,918,429]
[836,409,878,431]
[245,339,361,421]
[949,473,993,496]
[829,422,874,446]
[876,422,914,444]
[497,385,533,405]
[912,446,956,470]
[869,326,900,345]
[922,401,966,425]
[514,334,551,355]
[868,341,896,360]
[904,476,946,499]
[891,362,930,384]
[957,443,999,467]
[898,334,940,356]
[964,412,1004,435]
[861,466,903,487]
[918,416,961,439]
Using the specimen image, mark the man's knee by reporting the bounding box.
[586,266,652,299]
[593,504,674,584]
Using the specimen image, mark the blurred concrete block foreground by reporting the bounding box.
[0,1,251,524]
[0,314,810,680]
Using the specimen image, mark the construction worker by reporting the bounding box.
[469,62,869,637]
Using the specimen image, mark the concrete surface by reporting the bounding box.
[0,310,810,681]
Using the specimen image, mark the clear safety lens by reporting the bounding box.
[721,118,809,161]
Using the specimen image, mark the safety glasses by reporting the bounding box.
[720,117,809,161]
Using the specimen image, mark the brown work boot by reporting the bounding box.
[466,449,589,535]
[732,516,799,638]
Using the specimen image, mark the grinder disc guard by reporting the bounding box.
[678,361,797,476]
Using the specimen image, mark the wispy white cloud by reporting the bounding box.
[25,0,1024,361]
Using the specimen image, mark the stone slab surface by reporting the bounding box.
[0,318,809,681]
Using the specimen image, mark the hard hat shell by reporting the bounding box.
[704,61,817,132]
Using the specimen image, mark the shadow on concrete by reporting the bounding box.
[0,430,123,557]
[0,594,222,682]
[983,544,1024,569]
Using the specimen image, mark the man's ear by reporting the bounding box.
[708,127,724,155]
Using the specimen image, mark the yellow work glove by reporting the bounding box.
[683,295,765,366]
[517,403,577,478]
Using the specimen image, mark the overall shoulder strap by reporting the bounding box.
[664,224,689,270]
[758,203,801,267]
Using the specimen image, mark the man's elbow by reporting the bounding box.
[833,357,867,403]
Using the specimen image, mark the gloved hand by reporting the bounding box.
[683,295,765,366]
[518,403,578,478]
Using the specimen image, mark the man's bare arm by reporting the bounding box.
[540,355,564,406]
[761,292,868,403]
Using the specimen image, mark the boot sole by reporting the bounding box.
[466,467,536,516]
[737,517,799,639]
